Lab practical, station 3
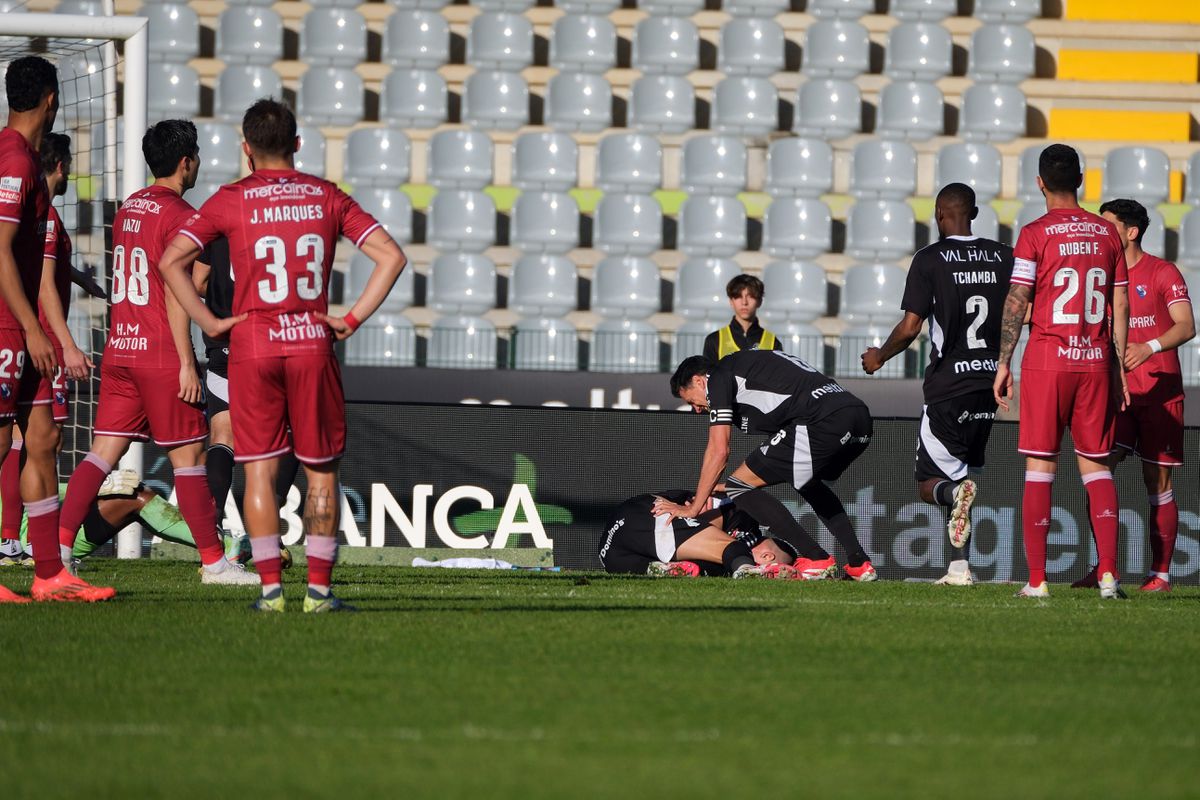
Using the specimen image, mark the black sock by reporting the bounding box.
[800,482,869,567]
[933,480,957,507]
[81,507,119,547]
[731,488,828,559]
[721,539,755,575]
[207,444,235,525]
[276,451,300,506]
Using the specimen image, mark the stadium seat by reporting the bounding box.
[468,12,533,69]
[959,83,1027,143]
[760,260,827,323]
[591,256,661,318]
[712,76,778,137]
[294,125,326,177]
[677,195,747,258]
[427,129,494,190]
[462,70,529,131]
[1186,152,1200,205]
[346,250,414,312]
[195,121,241,183]
[144,4,199,64]
[510,192,581,254]
[794,79,862,140]
[889,0,957,21]
[841,263,907,324]
[884,22,953,81]
[344,128,411,189]
[594,194,663,256]
[427,315,498,369]
[633,16,699,76]
[381,69,447,129]
[216,6,283,65]
[384,10,450,69]
[185,182,223,209]
[545,72,613,133]
[637,0,704,16]
[774,321,826,368]
[54,0,105,13]
[512,317,579,371]
[808,0,874,18]
[837,323,904,378]
[509,254,578,316]
[850,139,918,200]
[426,190,497,252]
[301,8,367,67]
[876,80,944,141]
[845,200,916,260]
[765,137,834,198]
[513,132,578,192]
[974,0,1041,23]
[629,75,695,135]
[298,67,364,126]
[1180,214,1200,268]
[674,257,741,318]
[680,135,747,196]
[968,24,1036,84]
[556,0,620,13]
[590,318,660,373]
[1018,144,1049,201]
[718,18,785,77]
[936,142,1003,203]
[57,51,106,127]
[345,313,416,368]
[147,63,200,119]
[474,0,535,11]
[1012,200,1045,243]
[671,319,717,364]
[353,188,414,242]
[721,0,789,15]
[802,19,870,79]
[1103,146,1171,207]
[215,65,283,123]
[550,14,617,74]
[1141,207,1167,259]
[428,252,497,315]
[927,204,1001,242]
[595,133,662,193]
[761,197,834,259]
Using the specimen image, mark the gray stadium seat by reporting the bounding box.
[468,12,533,69]
[590,318,660,373]
[215,65,283,123]
[884,21,953,81]
[545,72,613,133]
[298,67,364,126]
[837,323,904,378]
[147,63,200,119]
[760,260,827,324]
[673,257,741,319]
[841,263,907,323]
[294,125,326,177]
[802,19,870,80]
[354,188,414,243]
[54,0,104,13]
[680,135,747,196]
[936,142,1003,203]
[596,133,663,193]
[144,3,199,64]
[593,194,663,256]
[344,128,411,189]
[1103,146,1171,207]
[974,0,1041,23]
[57,51,106,128]
[428,252,497,315]
[512,317,579,371]
[195,121,241,183]
[513,132,578,192]
[427,129,494,190]
[1012,201,1045,243]
[876,80,944,141]
[637,0,704,15]
[511,192,580,254]
[1187,152,1200,205]
[794,79,861,140]
[721,0,789,15]
[381,69,447,129]
[185,182,222,209]
[672,319,718,364]
[426,190,497,253]
[889,0,957,21]
[556,0,620,13]
[766,137,834,198]
[718,18,785,77]
[774,321,826,368]
[462,70,529,131]
[474,0,535,11]
[712,76,778,137]
[1141,207,1167,259]
[591,256,661,318]
[345,314,416,368]
[385,10,450,69]
[968,23,1036,84]
[629,75,695,135]
[428,315,498,369]
[633,16,699,76]
[509,254,578,316]
[301,8,367,67]
[808,0,874,18]
[927,205,1001,242]
[762,198,834,259]
[845,200,916,260]
[1182,210,1200,269]
[217,6,283,65]
[1018,144,1049,201]
[346,250,414,312]
[550,14,617,74]
[959,83,1026,143]
[678,195,747,258]
[850,139,917,200]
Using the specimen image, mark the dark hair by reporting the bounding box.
[936,182,976,212]
[5,56,57,113]
[726,274,764,302]
[1099,198,1150,244]
[670,355,714,397]
[1038,144,1083,194]
[39,132,71,176]
[142,119,198,179]
[242,97,297,158]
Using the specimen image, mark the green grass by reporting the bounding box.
[2,561,1197,799]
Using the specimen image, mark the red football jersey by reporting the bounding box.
[178,169,380,362]
[1126,253,1190,406]
[0,127,50,331]
[107,185,197,369]
[1012,207,1128,372]
[39,204,72,349]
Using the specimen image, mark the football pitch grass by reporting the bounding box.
[2,561,1197,799]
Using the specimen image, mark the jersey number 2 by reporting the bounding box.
[965,295,988,349]
[255,234,325,304]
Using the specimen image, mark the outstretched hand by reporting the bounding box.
[993,363,1013,412]
[203,313,246,340]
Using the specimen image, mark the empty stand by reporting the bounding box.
[802,19,870,79]
[346,250,414,312]
[384,10,450,69]
[936,142,1003,203]
[959,83,1026,143]
[428,252,497,315]
[144,3,199,64]
[590,318,660,373]
[677,195,748,258]
[509,254,578,316]
[380,69,447,129]
[633,16,700,76]
[513,132,579,191]
[974,0,1041,23]
[807,0,874,19]
[712,76,779,137]
[674,257,741,318]
[968,23,1036,84]
[345,314,417,368]
[343,128,411,189]
[468,12,533,69]
[550,14,617,73]
[215,65,283,123]
[850,139,918,200]
[217,6,283,65]
[462,70,530,130]
[889,0,957,21]
[427,129,494,190]
[876,80,944,141]
[761,197,834,259]
[718,18,785,77]
[298,67,364,126]
[1102,147,1171,207]
[195,121,241,183]
[591,256,661,318]
[147,63,199,119]
[794,79,862,140]
[765,137,834,198]
[760,260,827,323]
[294,125,326,177]
[629,75,696,135]
[301,8,367,67]
[510,191,581,254]
[545,71,613,133]
[512,317,579,371]
[426,190,497,252]
[354,187,414,242]
[845,200,916,260]
[680,134,747,196]
[428,315,498,369]
[884,21,952,81]
[841,263,908,323]
[595,133,663,193]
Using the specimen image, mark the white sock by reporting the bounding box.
[948,559,970,574]
[60,543,73,565]
[307,583,331,598]
[261,582,282,597]
[1154,571,1170,582]
[203,557,231,573]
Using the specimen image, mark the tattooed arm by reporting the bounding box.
[993,283,1033,412]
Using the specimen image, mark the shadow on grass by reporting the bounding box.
[348,604,779,614]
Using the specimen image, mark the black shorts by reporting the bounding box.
[205,345,230,417]
[914,390,996,482]
[598,510,708,575]
[743,404,872,491]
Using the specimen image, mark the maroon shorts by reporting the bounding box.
[229,354,345,464]
[1115,400,1184,467]
[0,328,27,419]
[94,360,208,446]
[1018,368,1116,460]
[18,346,68,422]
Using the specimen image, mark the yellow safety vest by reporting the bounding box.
[717,326,777,360]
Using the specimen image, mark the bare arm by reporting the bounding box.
[38,254,91,379]
[317,228,407,340]
[992,283,1033,411]
[862,312,923,374]
[686,425,732,519]
[166,287,203,404]
[1122,297,1194,371]
[191,259,211,295]
[0,222,55,376]
[159,234,243,338]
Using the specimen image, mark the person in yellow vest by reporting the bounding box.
[701,274,782,361]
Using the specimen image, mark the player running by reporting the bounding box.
[663,350,877,581]
[993,144,1130,600]
[159,98,407,613]
[861,183,1014,586]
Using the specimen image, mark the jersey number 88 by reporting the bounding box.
[111,245,150,306]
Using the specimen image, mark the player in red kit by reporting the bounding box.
[159,99,407,613]
[56,120,257,587]
[993,144,1130,600]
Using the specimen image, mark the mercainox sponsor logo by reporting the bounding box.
[1043,221,1108,236]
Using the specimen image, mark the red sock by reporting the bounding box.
[306,535,338,590]
[1022,471,1054,586]
[1,442,21,540]
[60,453,112,546]
[1083,471,1119,578]
[27,495,63,579]
[250,536,282,587]
[174,467,225,565]
[1149,490,1177,575]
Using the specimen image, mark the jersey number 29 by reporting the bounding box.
[255,234,324,304]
